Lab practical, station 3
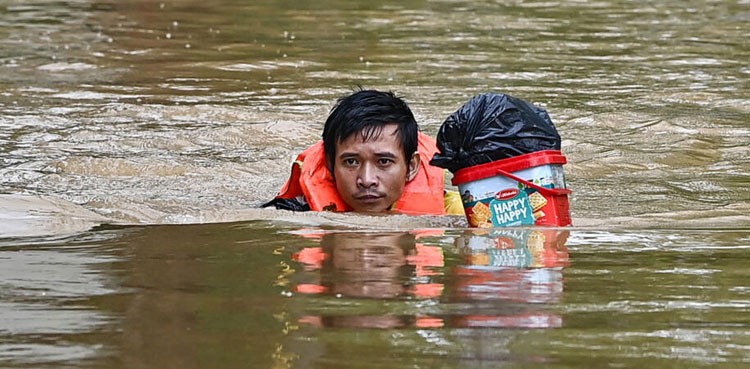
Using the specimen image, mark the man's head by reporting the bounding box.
[322,89,421,212]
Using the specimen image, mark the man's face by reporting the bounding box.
[333,124,419,212]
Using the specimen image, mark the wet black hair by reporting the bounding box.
[322,89,418,172]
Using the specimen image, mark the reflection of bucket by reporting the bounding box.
[456,229,570,268]
[452,150,572,227]
[452,229,569,304]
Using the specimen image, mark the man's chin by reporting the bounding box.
[350,199,392,213]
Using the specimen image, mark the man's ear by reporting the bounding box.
[406,152,420,182]
[325,156,335,179]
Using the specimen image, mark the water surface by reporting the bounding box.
[2,224,750,367]
[1,0,749,367]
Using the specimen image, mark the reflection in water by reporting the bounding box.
[292,229,569,331]
[294,231,443,299]
[456,229,570,269]
[320,232,415,299]
[3,224,750,368]
[449,229,569,329]
[0,230,123,365]
[293,231,446,329]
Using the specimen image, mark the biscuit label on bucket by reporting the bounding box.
[489,189,536,227]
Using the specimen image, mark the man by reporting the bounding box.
[264,89,463,215]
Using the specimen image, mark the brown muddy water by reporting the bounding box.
[1,0,749,367]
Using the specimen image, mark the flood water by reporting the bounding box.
[1,0,749,367]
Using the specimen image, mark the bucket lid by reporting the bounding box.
[452,150,567,185]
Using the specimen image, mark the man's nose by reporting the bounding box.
[357,163,378,188]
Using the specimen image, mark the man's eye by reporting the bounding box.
[344,158,358,166]
[378,158,393,166]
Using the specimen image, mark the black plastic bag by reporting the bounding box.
[261,197,310,211]
[430,93,561,173]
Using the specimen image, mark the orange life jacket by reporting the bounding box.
[275,132,446,215]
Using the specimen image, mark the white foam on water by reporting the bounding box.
[0,195,107,238]
[36,62,97,72]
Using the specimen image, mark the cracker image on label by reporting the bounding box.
[534,210,545,220]
[470,202,492,227]
[528,192,548,212]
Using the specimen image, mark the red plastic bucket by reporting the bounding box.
[452,150,572,227]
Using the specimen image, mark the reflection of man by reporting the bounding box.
[292,231,444,300]
[294,232,445,329]
[264,89,463,214]
[323,232,412,299]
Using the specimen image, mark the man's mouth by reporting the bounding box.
[354,193,385,203]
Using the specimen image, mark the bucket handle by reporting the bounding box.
[495,168,572,196]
